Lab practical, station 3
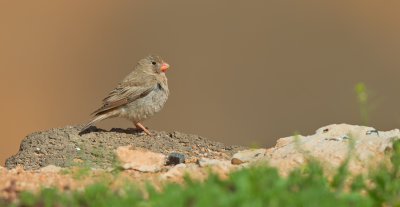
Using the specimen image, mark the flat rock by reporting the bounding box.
[116,146,166,172]
[232,149,267,164]
[197,158,237,176]
[5,125,246,170]
[161,163,203,180]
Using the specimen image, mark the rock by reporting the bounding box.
[5,125,246,170]
[8,123,393,178]
[116,146,166,172]
[231,158,244,165]
[264,124,400,174]
[161,163,203,180]
[166,153,185,165]
[197,158,237,178]
[39,165,62,173]
[163,158,238,180]
[161,163,187,179]
[231,149,267,163]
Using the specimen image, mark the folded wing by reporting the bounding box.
[92,74,158,116]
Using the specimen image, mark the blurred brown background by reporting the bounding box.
[1,1,400,165]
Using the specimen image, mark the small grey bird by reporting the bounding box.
[81,55,170,135]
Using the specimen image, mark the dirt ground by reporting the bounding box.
[5,125,246,170]
[1,125,247,201]
[2,123,399,203]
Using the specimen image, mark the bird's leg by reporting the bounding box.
[134,122,152,136]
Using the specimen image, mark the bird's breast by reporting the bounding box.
[120,87,168,121]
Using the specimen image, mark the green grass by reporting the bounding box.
[354,82,370,125]
[3,140,400,207]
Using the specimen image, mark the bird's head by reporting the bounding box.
[138,55,169,74]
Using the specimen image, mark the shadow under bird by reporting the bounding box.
[81,55,170,136]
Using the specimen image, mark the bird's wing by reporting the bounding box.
[92,73,157,115]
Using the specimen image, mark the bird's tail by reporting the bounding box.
[80,113,114,133]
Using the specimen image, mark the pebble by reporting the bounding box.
[231,158,244,165]
[166,153,185,165]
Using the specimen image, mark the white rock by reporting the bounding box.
[197,158,237,174]
[264,123,400,174]
[232,149,267,163]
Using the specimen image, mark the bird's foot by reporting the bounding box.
[134,122,153,136]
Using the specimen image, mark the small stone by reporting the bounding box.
[191,145,197,149]
[166,153,185,165]
[231,158,244,165]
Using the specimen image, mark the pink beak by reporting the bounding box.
[160,62,169,71]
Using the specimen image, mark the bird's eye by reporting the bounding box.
[152,61,157,65]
